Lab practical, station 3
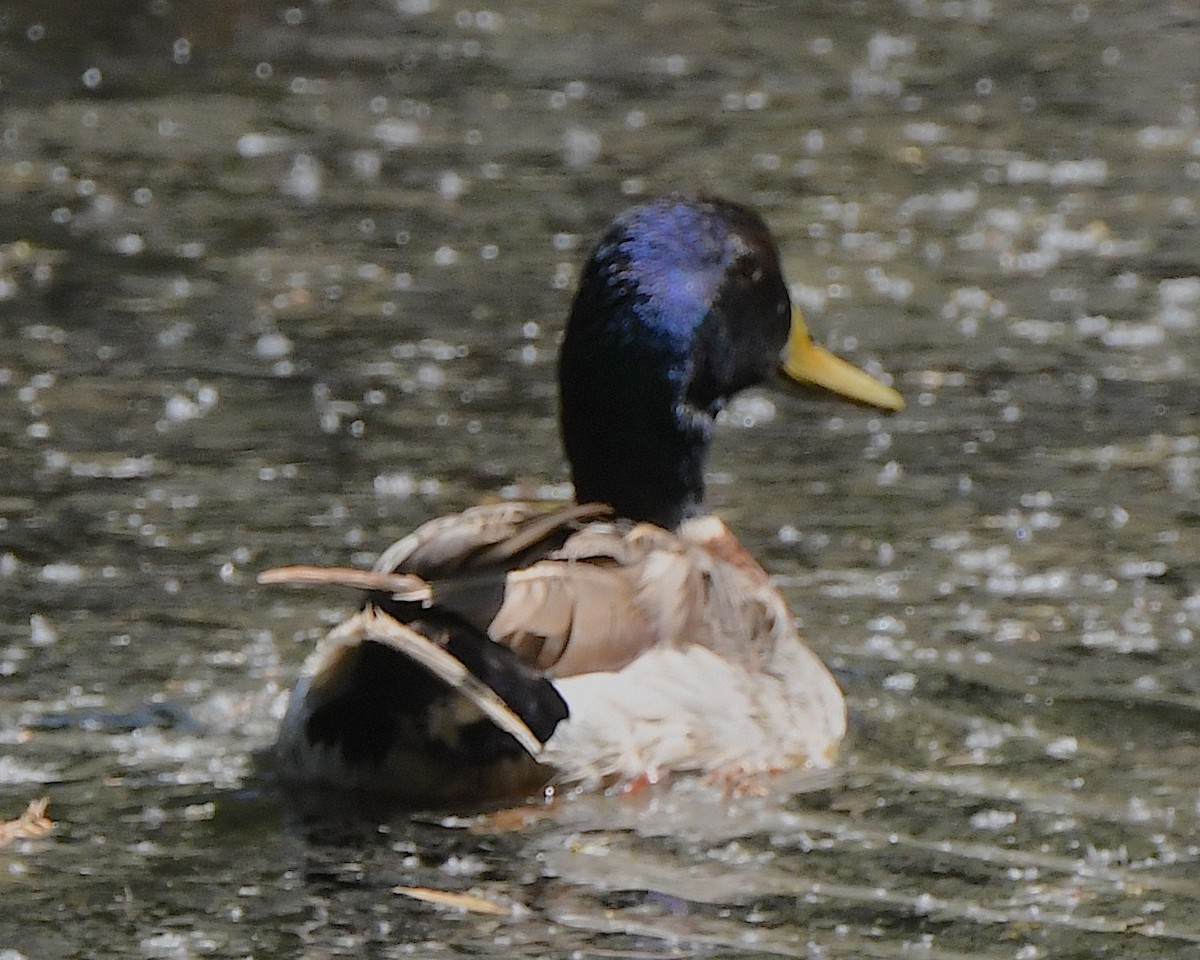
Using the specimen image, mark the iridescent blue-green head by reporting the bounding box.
[558,196,902,529]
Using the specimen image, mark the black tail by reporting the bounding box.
[298,604,568,796]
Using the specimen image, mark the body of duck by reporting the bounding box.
[262,197,903,803]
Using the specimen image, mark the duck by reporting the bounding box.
[259,196,904,803]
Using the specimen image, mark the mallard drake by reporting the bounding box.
[260,196,903,803]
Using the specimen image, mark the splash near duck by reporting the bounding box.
[261,197,904,802]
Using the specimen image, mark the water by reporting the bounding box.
[2,1,1199,956]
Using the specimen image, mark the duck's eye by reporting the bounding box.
[730,252,764,286]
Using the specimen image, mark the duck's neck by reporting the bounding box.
[559,303,715,529]
[560,372,711,530]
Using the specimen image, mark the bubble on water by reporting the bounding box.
[473,9,502,31]
[876,460,903,486]
[1100,322,1164,348]
[903,122,945,144]
[964,726,1005,751]
[882,671,916,692]
[1138,125,1187,150]
[1158,276,1200,329]
[1080,628,1157,654]
[236,133,291,158]
[374,472,415,498]
[289,76,328,96]
[652,54,687,76]
[1045,736,1078,760]
[417,362,445,387]
[969,808,1016,831]
[82,66,102,89]
[29,614,57,647]
[67,455,155,479]
[281,154,322,202]
[115,234,145,256]
[141,931,187,958]
[440,853,486,876]
[562,127,601,169]
[438,170,464,200]
[255,331,292,361]
[865,266,913,302]
[161,384,218,425]
[374,119,422,147]
[164,395,200,422]
[158,320,193,347]
[40,563,83,584]
[719,394,776,428]
[0,755,58,784]
[1116,559,1167,580]
[351,149,382,180]
[866,32,915,71]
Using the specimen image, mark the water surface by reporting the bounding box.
[1,1,1199,957]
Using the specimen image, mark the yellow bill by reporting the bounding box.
[781,307,904,412]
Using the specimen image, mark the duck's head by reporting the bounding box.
[559,196,903,529]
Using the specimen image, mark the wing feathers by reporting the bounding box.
[490,561,655,675]
[263,507,781,683]
[355,607,547,757]
[373,501,611,578]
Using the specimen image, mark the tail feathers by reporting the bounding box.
[356,606,566,756]
[261,565,570,754]
[258,565,431,602]
[267,562,572,797]
[282,606,569,797]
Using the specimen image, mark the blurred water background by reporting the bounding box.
[1,1,1199,957]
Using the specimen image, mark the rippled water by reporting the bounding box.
[2,1,1199,957]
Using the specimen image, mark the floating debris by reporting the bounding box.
[393,885,517,917]
[0,797,53,845]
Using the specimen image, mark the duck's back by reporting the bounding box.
[274,502,846,801]
[542,514,846,787]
